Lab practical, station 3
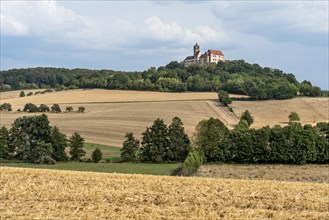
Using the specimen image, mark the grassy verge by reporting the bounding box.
[0,162,179,176]
[84,143,121,162]
[0,142,179,176]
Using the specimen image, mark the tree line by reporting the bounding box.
[1,113,327,165]
[1,60,326,99]
[0,102,85,113]
[194,117,328,165]
[122,114,328,165]
[0,114,99,164]
[121,117,191,163]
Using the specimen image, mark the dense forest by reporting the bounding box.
[0,60,326,99]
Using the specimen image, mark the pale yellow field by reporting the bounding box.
[0,89,219,106]
[1,167,328,219]
[231,97,329,127]
[0,89,238,146]
[0,89,328,146]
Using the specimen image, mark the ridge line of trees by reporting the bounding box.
[1,60,327,99]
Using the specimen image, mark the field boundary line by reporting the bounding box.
[55,99,218,105]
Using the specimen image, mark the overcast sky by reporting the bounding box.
[1,1,328,89]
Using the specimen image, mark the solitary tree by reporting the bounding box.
[23,103,38,112]
[218,90,232,106]
[289,112,300,122]
[121,132,140,162]
[38,104,50,112]
[51,104,61,113]
[66,106,73,112]
[78,106,85,113]
[69,132,86,161]
[92,147,103,163]
[240,110,254,126]
[0,103,12,111]
[19,91,25,97]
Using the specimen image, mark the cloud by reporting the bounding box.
[143,16,229,45]
[211,1,328,45]
[1,0,86,36]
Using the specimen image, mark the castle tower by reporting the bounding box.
[193,43,201,61]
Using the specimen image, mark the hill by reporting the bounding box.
[1,60,326,99]
[1,167,328,219]
[1,89,328,146]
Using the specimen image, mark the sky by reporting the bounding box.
[1,0,328,89]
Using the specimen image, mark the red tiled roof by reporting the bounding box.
[208,50,224,56]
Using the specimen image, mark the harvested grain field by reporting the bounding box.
[198,164,329,183]
[0,89,238,146]
[0,89,219,106]
[0,89,328,146]
[1,167,328,219]
[231,97,329,127]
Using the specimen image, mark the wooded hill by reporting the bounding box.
[0,60,325,99]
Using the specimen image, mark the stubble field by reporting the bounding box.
[232,97,329,127]
[1,167,328,219]
[0,89,328,146]
[0,89,238,146]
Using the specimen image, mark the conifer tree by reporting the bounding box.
[69,132,86,161]
[51,126,68,161]
[121,132,140,162]
[141,118,169,162]
[92,147,103,163]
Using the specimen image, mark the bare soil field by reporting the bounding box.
[231,97,329,127]
[1,89,328,146]
[1,167,328,219]
[198,164,329,183]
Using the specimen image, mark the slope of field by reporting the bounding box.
[0,89,237,146]
[1,89,328,146]
[0,89,218,106]
[231,97,329,127]
[1,167,328,219]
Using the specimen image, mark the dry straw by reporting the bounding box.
[1,167,328,219]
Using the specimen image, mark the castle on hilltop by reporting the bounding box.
[183,43,224,67]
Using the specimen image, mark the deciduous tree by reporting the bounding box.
[168,116,191,161]
[51,104,61,113]
[240,110,254,126]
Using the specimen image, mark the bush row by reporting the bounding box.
[181,151,205,176]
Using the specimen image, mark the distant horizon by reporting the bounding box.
[1,1,328,89]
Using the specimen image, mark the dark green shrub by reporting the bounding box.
[92,148,103,163]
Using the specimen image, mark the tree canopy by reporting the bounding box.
[1,60,326,99]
